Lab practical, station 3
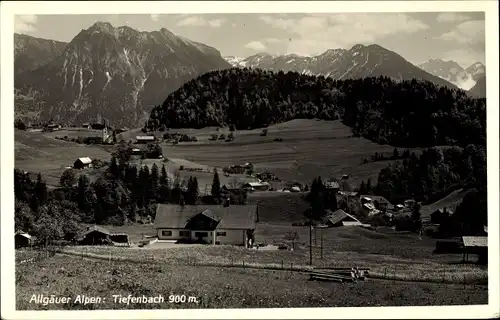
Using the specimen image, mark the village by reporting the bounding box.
[15,117,489,266]
[13,117,489,308]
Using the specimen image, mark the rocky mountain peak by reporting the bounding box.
[14,22,231,127]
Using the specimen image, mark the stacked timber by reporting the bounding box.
[309,267,370,283]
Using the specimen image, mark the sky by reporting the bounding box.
[14,12,485,68]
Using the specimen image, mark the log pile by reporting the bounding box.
[309,267,370,283]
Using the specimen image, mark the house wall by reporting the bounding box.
[191,230,215,244]
[156,228,251,246]
[215,229,247,246]
[157,228,191,241]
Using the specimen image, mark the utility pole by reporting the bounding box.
[320,228,323,259]
[309,218,313,266]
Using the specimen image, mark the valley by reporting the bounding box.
[11,13,490,313]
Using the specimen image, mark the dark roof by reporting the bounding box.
[200,209,222,222]
[155,204,257,230]
[325,209,360,225]
[79,225,111,238]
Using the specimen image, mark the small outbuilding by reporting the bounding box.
[325,209,363,227]
[15,231,33,249]
[136,136,156,144]
[462,236,488,264]
[77,226,112,245]
[244,181,270,191]
[74,157,92,169]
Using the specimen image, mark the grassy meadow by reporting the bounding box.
[14,119,406,189]
[16,252,487,310]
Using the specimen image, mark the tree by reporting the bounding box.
[150,163,160,201]
[211,169,221,201]
[109,156,120,179]
[411,202,422,232]
[76,174,95,219]
[366,178,372,192]
[186,177,199,205]
[359,180,366,194]
[159,164,170,203]
[284,231,299,250]
[147,143,163,158]
[60,169,77,189]
[116,141,132,165]
[14,119,27,130]
[306,176,325,219]
[34,173,48,207]
[393,148,400,159]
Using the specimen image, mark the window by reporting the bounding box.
[216,232,226,237]
[161,230,172,237]
[195,232,208,238]
[179,231,190,237]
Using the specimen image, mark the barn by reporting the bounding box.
[325,209,363,227]
[78,226,111,245]
[154,204,258,247]
[74,157,92,169]
[77,226,130,246]
[15,231,32,249]
[244,181,270,191]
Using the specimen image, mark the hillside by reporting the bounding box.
[420,188,471,222]
[468,76,486,98]
[224,44,458,89]
[148,68,485,148]
[14,33,68,75]
[15,130,111,187]
[14,22,232,127]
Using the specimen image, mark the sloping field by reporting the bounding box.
[155,120,398,186]
[41,128,103,139]
[247,191,310,225]
[421,188,470,221]
[16,254,487,310]
[15,130,111,186]
[128,158,258,190]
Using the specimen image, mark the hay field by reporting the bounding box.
[128,158,258,190]
[153,119,397,186]
[15,119,400,188]
[15,130,111,186]
[15,254,487,310]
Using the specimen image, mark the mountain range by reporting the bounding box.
[14,33,68,75]
[223,45,461,90]
[15,23,486,127]
[417,59,485,91]
[14,22,231,127]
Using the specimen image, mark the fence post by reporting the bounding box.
[463,274,466,289]
[281,260,284,270]
[290,262,293,272]
[243,260,245,269]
